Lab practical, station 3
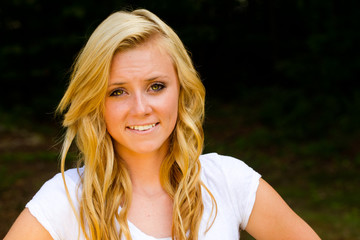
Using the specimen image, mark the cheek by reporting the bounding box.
[104,101,123,130]
[166,94,179,126]
[104,102,112,124]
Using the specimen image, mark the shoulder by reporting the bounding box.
[200,152,251,167]
[27,167,84,209]
[200,152,260,183]
[63,167,84,184]
[29,168,83,202]
[25,168,84,240]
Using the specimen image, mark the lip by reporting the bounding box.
[126,122,159,133]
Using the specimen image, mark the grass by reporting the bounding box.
[1,87,359,239]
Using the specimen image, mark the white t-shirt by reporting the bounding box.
[26,153,261,240]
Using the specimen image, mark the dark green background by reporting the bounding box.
[2,0,360,115]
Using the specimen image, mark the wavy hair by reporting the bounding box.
[57,9,217,240]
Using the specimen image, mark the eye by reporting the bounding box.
[110,89,125,96]
[150,83,165,92]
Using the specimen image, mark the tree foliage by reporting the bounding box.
[0,0,359,114]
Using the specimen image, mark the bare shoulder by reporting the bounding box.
[4,208,53,240]
[245,178,321,240]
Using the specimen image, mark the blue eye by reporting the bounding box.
[150,83,165,92]
[110,89,125,96]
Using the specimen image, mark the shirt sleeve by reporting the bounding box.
[201,153,261,230]
[25,170,82,240]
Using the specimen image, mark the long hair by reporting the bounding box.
[57,9,217,240]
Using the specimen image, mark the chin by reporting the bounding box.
[135,145,165,155]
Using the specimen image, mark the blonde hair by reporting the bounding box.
[57,9,217,240]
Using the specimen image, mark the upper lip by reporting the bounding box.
[126,123,159,130]
[127,122,158,127]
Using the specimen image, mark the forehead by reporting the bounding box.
[109,38,177,83]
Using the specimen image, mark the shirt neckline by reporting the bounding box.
[127,220,172,240]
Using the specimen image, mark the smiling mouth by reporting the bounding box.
[127,123,157,131]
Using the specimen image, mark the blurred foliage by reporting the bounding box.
[1,0,360,114]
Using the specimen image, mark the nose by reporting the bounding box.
[131,92,151,116]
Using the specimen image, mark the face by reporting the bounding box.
[104,38,180,160]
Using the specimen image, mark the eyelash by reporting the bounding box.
[150,82,165,92]
[109,82,166,97]
[110,89,125,97]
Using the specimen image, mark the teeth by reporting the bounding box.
[129,123,156,131]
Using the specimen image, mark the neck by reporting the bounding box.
[115,144,168,195]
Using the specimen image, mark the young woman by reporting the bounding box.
[5,9,320,240]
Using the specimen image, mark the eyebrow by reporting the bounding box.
[108,76,168,86]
